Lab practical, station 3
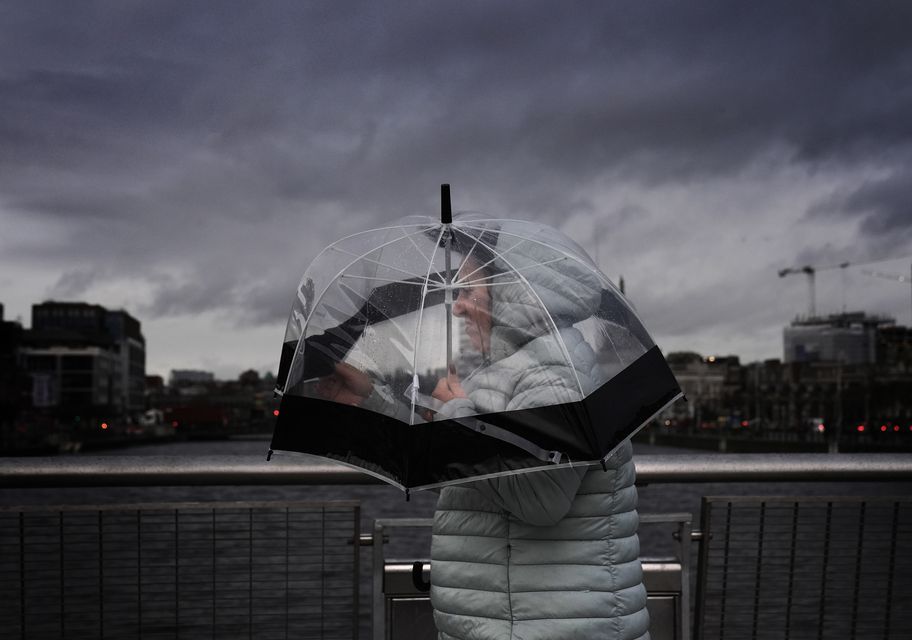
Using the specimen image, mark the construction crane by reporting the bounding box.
[777,262,849,318]
[860,263,912,326]
[779,255,912,321]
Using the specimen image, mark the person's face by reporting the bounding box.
[452,259,493,354]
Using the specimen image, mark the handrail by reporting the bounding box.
[1,453,911,488]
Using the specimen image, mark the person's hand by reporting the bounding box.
[431,366,468,404]
[333,362,373,396]
[316,362,373,406]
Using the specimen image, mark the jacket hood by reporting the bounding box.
[483,240,602,361]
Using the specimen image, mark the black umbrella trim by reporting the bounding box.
[270,345,680,489]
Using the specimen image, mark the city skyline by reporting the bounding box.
[2,2,912,379]
[6,296,906,382]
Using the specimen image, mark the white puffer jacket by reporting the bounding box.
[430,439,650,640]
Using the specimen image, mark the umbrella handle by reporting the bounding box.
[412,561,431,592]
[441,184,452,224]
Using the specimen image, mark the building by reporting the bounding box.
[104,310,146,410]
[783,312,892,364]
[665,352,741,428]
[877,325,912,370]
[0,305,28,442]
[23,301,146,416]
[169,369,216,387]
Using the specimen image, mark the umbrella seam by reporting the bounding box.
[320,221,437,247]
[452,257,568,287]
[459,221,597,268]
[283,222,436,334]
[330,244,443,283]
[460,222,637,381]
[408,225,447,428]
[404,228,434,263]
[459,222,624,301]
[467,231,587,400]
[453,234,530,284]
[282,225,433,394]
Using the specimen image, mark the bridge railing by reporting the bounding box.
[1,453,910,640]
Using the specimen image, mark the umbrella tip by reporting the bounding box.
[441,184,452,224]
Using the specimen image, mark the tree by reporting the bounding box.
[238,369,261,387]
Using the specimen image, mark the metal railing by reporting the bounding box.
[0,500,361,640]
[2,453,911,640]
[3,453,911,487]
[695,495,912,639]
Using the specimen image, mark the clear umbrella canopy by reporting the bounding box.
[271,199,681,491]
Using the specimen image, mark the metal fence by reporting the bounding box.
[2,453,909,488]
[0,500,360,640]
[2,453,911,640]
[696,496,912,640]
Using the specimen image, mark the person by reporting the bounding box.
[318,241,651,640]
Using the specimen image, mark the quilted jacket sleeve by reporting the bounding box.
[439,332,592,526]
[470,465,588,526]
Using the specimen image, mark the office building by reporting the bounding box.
[23,301,146,415]
[783,312,891,364]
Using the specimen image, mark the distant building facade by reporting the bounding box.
[877,325,912,370]
[169,369,216,387]
[665,352,742,428]
[662,312,912,438]
[22,301,146,416]
[0,307,28,443]
[783,312,891,364]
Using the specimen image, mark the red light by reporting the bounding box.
[741,420,749,427]
[816,424,825,433]
[273,409,280,417]
[857,425,865,432]
[101,422,108,430]
[881,425,888,432]
[172,421,179,428]
[894,425,900,432]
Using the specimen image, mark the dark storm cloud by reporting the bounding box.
[47,268,102,299]
[807,169,912,251]
[2,0,912,334]
[136,267,290,327]
[847,175,912,238]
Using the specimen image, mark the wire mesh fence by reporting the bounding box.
[0,500,360,640]
[696,496,912,640]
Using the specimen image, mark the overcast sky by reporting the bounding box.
[2,1,911,379]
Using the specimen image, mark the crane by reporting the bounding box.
[778,255,912,322]
[860,263,912,326]
[777,262,849,318]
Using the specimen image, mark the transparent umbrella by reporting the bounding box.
[269,185,682,492]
